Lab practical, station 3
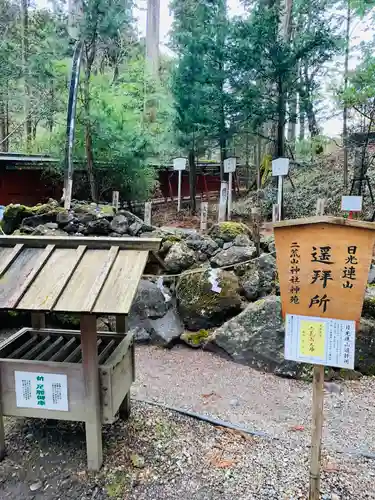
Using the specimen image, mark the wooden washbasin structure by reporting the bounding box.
[0,235,161,470]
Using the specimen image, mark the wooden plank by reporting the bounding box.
[35,336,65,361]
[54,249,113,312]
[82,246,120,312]
[93,250,149,314]
[0,235,161,251]
[0,247,44,309]
[8,336,38,359]
[103,331,134,367]
[0,244,23,277]
[18,246,87,311]
[5,245,55,309]
[0,372,5,460]
[21,336,51,360]
[49,337,77,362]
[98,340,115,364]
[0,329,31,358]
[274,216,375,231]
[0,359,85,421]
[80,314,103,471]
[115,315,127,334]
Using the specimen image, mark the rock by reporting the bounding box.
[86,218,111,235]
[240,266,261,301]
[208,222,251,243]
[149,309,184,346]
[30,224,67,237]
[363,286,375,318]
[212,296,286,371]
[236,253,278,300]
[21,209,63,228]
[45,222,58,230]
[30,481,43,492]
[74,203,114,219]
[56,210,75,226]
[97,318,110,332]
[64,221,82,234]
[177,269,242,330]
[260,234,276,253]
[355,318,375,374]
[164,242,196,274]
[180,329,210,348]
[200,238,219,257]
[128,221,143,236]
[129,326,151,343]
[368,263,375,284]
[223,242,233,250]
[130,280,170,319]
[210,245,257,268]
[110,214,129,235]
[130,453,145,469]
[233,234,252,247]
[186,237,205,251]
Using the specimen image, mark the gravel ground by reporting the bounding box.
[0,332,375,499]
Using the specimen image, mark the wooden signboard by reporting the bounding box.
[274,216,375,500]
[274,217,375,323]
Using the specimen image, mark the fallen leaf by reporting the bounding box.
[323,463,340,473]
[289,425,305,432]
[201,392,217,399]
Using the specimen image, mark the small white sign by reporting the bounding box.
[272,157,290,177]
[224,157,236,174]
[285,314,355,369]
[15,371,69,412]
[173,157,187,171]
[341,195,363,212]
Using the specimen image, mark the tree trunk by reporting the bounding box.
[84,45,97,202]
[145,0,160,79]
[343,0,351,189]
[0,93,6,152]
[188,148,196,214]
[277,78,286,157]
[21,0,32,152]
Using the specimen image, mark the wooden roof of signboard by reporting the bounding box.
[274,216,375,231]
[0,235,161,315]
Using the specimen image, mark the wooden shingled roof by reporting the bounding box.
[0,235,161,315]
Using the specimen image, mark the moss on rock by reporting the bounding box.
[2,204,37,233]
[208,221,251,242]
[176,268,242,330]
[180,329,210,348]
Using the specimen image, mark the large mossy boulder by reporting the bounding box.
[235,253,278,301]
[211,296,285,371]
[208,222,251,244]
[164,242,196,274]
[176,269,242,330]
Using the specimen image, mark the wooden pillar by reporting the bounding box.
[116,314,132,420]
[80,314,102,471]
[31,313,45,329]
[309,365,325,499]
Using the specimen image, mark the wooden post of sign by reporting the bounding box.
[144,201,152,226]
[228,172,233,220]
[308,198,326,500]
[81,314,102,471]
[272,204,280,223]
[277,175,283,220]
[177,170,182,212]
[112,191,119,212]
[200,201,208,231]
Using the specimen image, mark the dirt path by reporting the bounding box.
[132,344,375,456]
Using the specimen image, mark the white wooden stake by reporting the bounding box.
[227,172,233,220]
[218,181,228,222]
[277,175,283,220]
[177,170,182,212]
[64,179,73,210]
[144,201,152,226]
[112,191,119,212]
[200,202,208,231]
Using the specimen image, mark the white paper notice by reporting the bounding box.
[285,314,355,369]
[341,195,363,212]
[15,371,69,411]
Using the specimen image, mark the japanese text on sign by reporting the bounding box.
[289,242,301,305]
[285,314,355,368]
[15,371,69,411]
